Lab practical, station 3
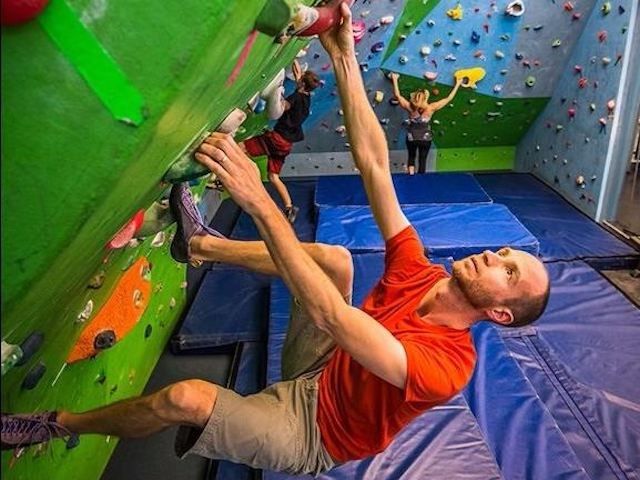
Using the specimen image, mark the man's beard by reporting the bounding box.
[451,263,494,310]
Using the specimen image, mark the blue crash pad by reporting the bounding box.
[315,204,539,258]
[315,173,492,206]
[464,323,589,480]
[475,173,638,262]
[172,266,270,351]
[500,261,640,479]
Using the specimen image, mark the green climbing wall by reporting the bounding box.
[1,1,311,478]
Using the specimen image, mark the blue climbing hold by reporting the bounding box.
[471,30,480,43]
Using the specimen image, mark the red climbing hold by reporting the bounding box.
[563,1,574,11]
[567,108,576,119]
[578,77,588,89]
[597,30,607,42]
[295,0,354,37]
[352,20,366,44]
[1,0,49,25]
[107,210,145,250]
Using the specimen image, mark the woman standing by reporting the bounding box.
[390,73,463,174]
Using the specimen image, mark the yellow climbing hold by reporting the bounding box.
[454,67,486,88]
[447,3,463,20]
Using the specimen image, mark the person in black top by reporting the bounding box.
[243,60,321,223]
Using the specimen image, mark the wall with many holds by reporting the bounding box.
[1,1,310,479]
[516,0,638,219]
[284,0,602,174]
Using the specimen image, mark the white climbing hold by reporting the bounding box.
[424,71,438,81]
[444,53,457,61]
[420,46,431,56]
[493,84,503,93]
[505,0,525,17]
[151,231,166,248]
[380,15,394,25]
[399,55,408,64]
[575,175,585,186]
[374,91,384,103]
[495,50,505,59]
[78,300,94,323]
[335,125,346,136]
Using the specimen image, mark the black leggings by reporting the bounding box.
[406,139,432,173]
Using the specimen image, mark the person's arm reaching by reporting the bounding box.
[320,4,409,241]
[428,77,463,111]
[195,133,408,389]
[390,72,412,112]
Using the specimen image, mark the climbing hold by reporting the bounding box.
[338,109,344,116]
[454,67,486,88]
[78,300,94,323]
[352,20,366,44]
[420,46,431,56]
[453,39,461,46]
[572,12,581,20]
[599,117,608,128]
[424,71,438,81]
[533,24,543,31]
[169,297,177,309]
[88,271,106,289]
[389,98,399,106]
[591,175,597,181]
[433,39,443,47]
[446,3,464,20]
[107,210,145,250]
[404,21,413,28]
[601,2,611,15]
[360,9,370,17]
[505,0,525,17]
[515,52,524,60]
[371,42,385,53]
[427,19,435,27]
[556,124,564,132]
[598,30,607,42]
[589,103,596,112]
[563,1,574,11]
[552,39,562,48]
[398,34,407,42]
[291,0,356,37]
[374,91,384,103]
[618,5,625,14]
[144,324,152,339]
[525,76,536,87]
[151,231,166,248]
[562,158,568,164]
[568,108,576,118]
[535,144,541,151]
[578,77,588,89]
[522,60,531,68]
[500,34,511,41]
[496,101,504,107]
[493,84,503,93]
[359,63,369,72]
[576,175,585,186]
[602,56,611,66]
[585,136,591,143]
[607,99,615,113]
[21,362,46,390]
[94,330,117,351]
[1,0,49,25]
[444,54,457,61]
[486,112,503,118]
[379,118,390,125]
[471,30,480,43]
[574,65,583,74]
[495,50,505,59]
[380,15,394,25]
[399,55,408,64]
[335,125,346,135]
[432,88,440,96]
[469,98,477,104]
[500,69,508,75]
[615,54,623,66]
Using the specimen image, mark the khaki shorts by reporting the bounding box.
[175,296,349,475]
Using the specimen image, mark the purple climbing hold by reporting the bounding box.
[370,41,384,53]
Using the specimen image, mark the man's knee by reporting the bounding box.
[316,244,353,296]
[157,380,217,427]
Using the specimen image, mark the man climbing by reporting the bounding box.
[241,59,320,224]
[1,5,550,475]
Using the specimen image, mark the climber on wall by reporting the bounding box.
[390,72,463,174]
[1,5,550,475]
[241,59,321,224]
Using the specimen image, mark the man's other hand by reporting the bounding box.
[319,3,355,60]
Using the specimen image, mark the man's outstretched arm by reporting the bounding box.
[320,5,408,241]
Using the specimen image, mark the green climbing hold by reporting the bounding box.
[469,99,477,104]
[255,0,293,36]
[525,76,536,87]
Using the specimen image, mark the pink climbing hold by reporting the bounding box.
[567,108,576,119]
[295,0,355,37]
[607,99,615,113]
[578,77,588,89]
[572,12,582,21]
[352,20,366,44]
[574,65,583,74]
[598,30,607,42]
[107,210,146,250]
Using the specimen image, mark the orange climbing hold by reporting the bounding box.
[66,257,152,364]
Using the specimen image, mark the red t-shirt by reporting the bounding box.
[316,226,477,463]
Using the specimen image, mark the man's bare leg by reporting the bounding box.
[268,171,293,210]
[57,380,216,438]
